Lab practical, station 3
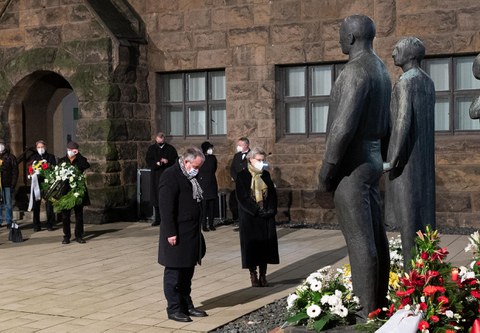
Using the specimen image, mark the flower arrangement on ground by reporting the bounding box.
[388,234,404,292]
[39,162,86,212]
[363,226,480,333]
[285,264,361,331]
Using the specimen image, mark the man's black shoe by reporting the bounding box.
[188,308,208,317]
[62,238,70,244]
[151,221,160,226]
[34,227,41,232]
[202,226,209,232]
[168,312,192,322]
[75,238,86,244]
[47,227,54,231]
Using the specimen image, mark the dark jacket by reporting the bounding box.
[197,154,218,200]
[0,149,18,189]
[158,161,205,268]
[58,153,91,206]
[145,142,178,207]
[229,150,250,181]
[235,168,279,269]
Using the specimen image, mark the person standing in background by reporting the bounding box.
[229,137,250,224]
[0,139,18,229]
[28,140,57,232]
[198,141,218,232]
[146,132,178,226]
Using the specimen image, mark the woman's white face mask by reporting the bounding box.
[206,148,213,155]
[37,148,45,155]
[67,150,76,158]
[0,144,4,153]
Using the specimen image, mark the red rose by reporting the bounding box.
[28,166,33,175]
[42,163,48,170]
[400,297,411,306]
[471,290,480,298]
[421,252,429,260]
[419,302,427,311]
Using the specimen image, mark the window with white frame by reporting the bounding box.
[278,64,344,136]
[158,70,226,137]
[424,55,480,132]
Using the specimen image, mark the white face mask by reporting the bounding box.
[253,161,266,171]
[37,148,45,155]
[67,150,75,157]
[0,144,4,153]
[236,145,243,153]
[188,168,199,177]
[206,148,213,155]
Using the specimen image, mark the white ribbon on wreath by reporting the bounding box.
[375,309,423,333]
[28,172,41,211]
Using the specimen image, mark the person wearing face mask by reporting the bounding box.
[229,137,250,224]
[145,132,178,226]
[158,147,208,323]
[0,139,18,229]
[58,141,90,244]
[235,147,279,287]
[197,141,218,232]
[28,140,57,231]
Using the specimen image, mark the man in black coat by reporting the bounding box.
[158,147,208,323]
[0,139,18,229]
[59,141,90,245]
[28,140,57,231]
[146,132,178,226]
[198,141,218,231]
[229,137,250,222]
[318,15,391,321]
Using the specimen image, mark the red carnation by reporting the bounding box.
[418,320,429,330]
[28,166,33,175]
[421,251,429,260]
[423,285,445,296]
[429,315,439,323]
[437,295,449,305]
[42,162,48,170]
[368,308,381,319]
[419,302,427,311]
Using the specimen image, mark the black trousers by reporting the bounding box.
[201,198,215,228]
[154,206,161,223]
[62,205,84,240]
[164,266,195,315]
[32,195,55,229]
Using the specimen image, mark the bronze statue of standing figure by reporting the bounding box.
[384,37,436,269]
[470,54,480,120]
[318,15,391,322]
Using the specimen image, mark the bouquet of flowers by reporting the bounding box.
[28,159,49,176]
[388,235,404,292]
[41,162,86,212]
[285,265,361,331]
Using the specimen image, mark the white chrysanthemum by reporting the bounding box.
[310,280,322,292]
[71,183,76,188]
[307,272,323,284]
[56,176,61,181]
[61,162,66,167]
[327,295,341,307]
[306,304,321,318]
[445,310,454,318]
[74,192,80,198]
[287,294,299,309]
[44,179,49,184]
[353,296,360,304]
[320,295,330,305]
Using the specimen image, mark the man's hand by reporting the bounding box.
[161,158,168,164]
[168,236,177,246]
[318,161,336,193]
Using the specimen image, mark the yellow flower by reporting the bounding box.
[389,271,400,290]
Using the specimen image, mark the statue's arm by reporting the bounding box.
[470,95,480,120]
[387,79,412,169]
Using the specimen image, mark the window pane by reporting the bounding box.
[167,106,184,135]
[187,73,206,101]
[286,103,306,133]
[210,105,227,135]
[434,99,450,131]
[456,98,480,130]
[188,106,206,135]
[456,57,480,90]
[166,74,183,102]
[286,67,305,97]
[311,102,329,133]
[211,71,226,100]
[426,59,450,91]
[311,65,332,96]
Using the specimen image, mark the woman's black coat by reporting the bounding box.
[235,168,279,269]
[158,161,205,268]
[197,154,218,200]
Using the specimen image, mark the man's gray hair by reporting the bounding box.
[183,146,205,163]
[246,147,266,160]
[398,37,426,62]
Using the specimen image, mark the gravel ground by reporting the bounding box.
[210,222,477,333]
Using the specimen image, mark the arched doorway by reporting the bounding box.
[3,71,79,209]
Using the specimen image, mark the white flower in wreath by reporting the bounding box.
[56,176,61,181]
[61,162,66,167]
[332,305,348,318]
[71,182,76,188]
[287,294,299,310]
[306,304,321,318]
[309,280,322,292]
[306,272,323,284]
[74,192,80,198]
[69,176,74,182]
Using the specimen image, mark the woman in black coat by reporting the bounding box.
[197,141,218,231]
[235,147,279,287]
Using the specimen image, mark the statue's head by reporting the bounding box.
[339,15,376,55]
[392,37,425,68]
[473,54,480,80]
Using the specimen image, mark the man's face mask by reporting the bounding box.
[37,147,45,155]
[67,149,78,157]
[0,144,4,153]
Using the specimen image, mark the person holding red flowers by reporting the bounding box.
[28,140,56,232]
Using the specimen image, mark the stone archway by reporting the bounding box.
[3,70,79,209]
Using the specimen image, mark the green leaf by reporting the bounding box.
[313,318,328,331]
[285,312,309,324]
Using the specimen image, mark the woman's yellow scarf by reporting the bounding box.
[248,163,268,203]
